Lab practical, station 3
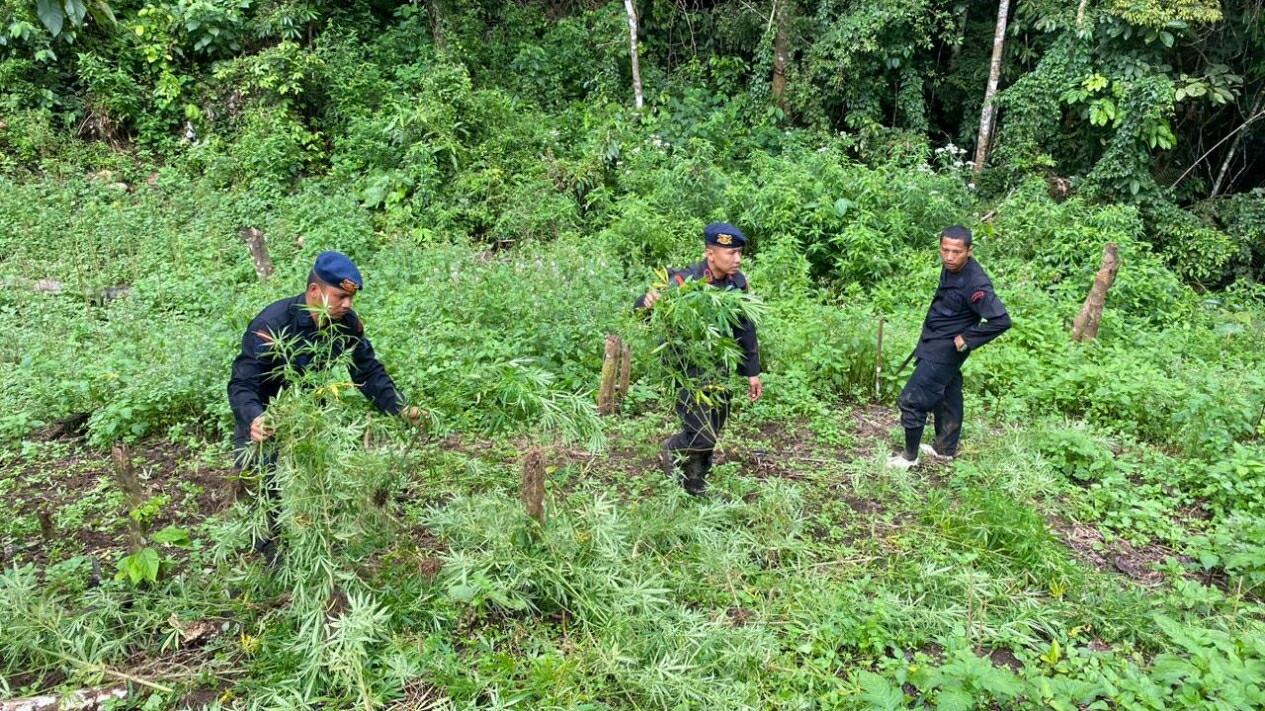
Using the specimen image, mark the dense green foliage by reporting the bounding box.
[1,0,1264,708]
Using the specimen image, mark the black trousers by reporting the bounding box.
[897,359,964,456]
[666,386,731,469]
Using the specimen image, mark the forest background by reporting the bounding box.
[1,0,1265,708]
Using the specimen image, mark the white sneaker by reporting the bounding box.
[920,444,954,462]
[886,453,918,470]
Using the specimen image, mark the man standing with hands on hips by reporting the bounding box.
[888,226,1011,469]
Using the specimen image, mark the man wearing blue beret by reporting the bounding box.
[228,251,419,560]
[636,223,764,496]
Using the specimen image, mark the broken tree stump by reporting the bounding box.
[111,443,144,549]
[1071,243,1120,342]
[617,340,631,407]
[36,506,54,541]
[598,334,625,415]
[520,448,546,525]
[240,227,275,280]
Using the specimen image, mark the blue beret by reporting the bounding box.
[703,222,747,249]
[313,251,363,293]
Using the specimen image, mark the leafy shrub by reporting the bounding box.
[1189,514,1265,594]
[1035,426,1117,482]
[1199,443,1265,519]
[1148,202,1239,287]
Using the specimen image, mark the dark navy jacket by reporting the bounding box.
[635,261,762,378]
[227,294,402,447]
[915,258,1011,365]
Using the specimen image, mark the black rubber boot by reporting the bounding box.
[682,453,709,497]
[253,536,281,569]
[661,438,678,480]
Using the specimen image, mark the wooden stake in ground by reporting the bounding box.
[598,334,625,415]
[972,0,1012,179]
[1071,243,1120,342]
[240,227,274,281]
[623,0,644,110]
[617,340,632,407]
[111,443,142,500]
[874,316,884,401]
[520,448,546,525]
[111,443,145,549]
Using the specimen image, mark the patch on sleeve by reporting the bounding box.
[253,329,275,356]
[970,290,986,304]
[673,273,686,286]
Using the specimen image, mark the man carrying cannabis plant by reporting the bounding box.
[228,251,420,560]
[636,223,763,496]
[888,226,1010,469]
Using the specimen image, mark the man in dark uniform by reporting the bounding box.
[888,226,1011,469]
[636,223,764,496]
[228,251,419,557]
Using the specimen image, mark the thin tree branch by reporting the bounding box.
[1212,92,1264,197]
[1167,107,1265,191]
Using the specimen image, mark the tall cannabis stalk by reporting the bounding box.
[639,269,766,401]
[235,321,404,707]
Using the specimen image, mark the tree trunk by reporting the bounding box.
[623,0,644,110]
[1071,243,1120,342]
[770,0,791,116]
[1212,93,1264,197]
[1076,0,1090,28]
[426,0,447,52]
[240,227,274,281]
[598,334,623,415]
[972,0,1012,179]
[520,447,546,525]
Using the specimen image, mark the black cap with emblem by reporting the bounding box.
[703,222,747,249]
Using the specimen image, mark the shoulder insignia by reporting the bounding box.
[970,290,986,304]
[673,273,686,286]
[254,329,275,345]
